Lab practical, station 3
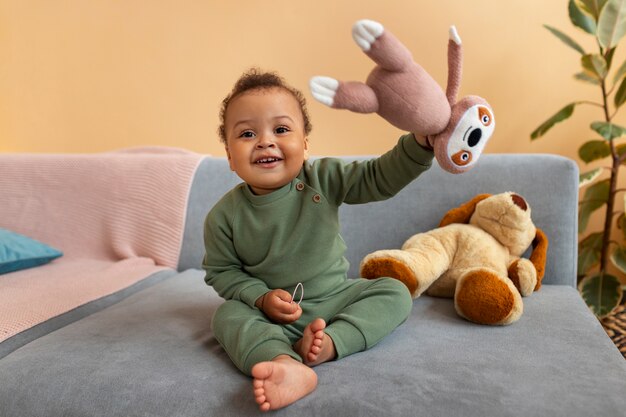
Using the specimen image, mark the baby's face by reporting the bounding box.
[224,87,309,195]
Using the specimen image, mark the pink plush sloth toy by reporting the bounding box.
[310,19,495,174]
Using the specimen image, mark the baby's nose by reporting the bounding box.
[256,135,276,148]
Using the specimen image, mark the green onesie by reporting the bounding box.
[203,134,433,375]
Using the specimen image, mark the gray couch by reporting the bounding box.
[2,153,626,416]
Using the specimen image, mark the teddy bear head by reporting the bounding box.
[468,192,536,256]
[439,192,537,257]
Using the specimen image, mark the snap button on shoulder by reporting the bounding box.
[296,182,305,191]
[312,194,321,203]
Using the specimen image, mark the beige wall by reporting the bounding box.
[0,0,614,162]
[4,1,626,281]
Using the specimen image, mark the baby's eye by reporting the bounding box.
[239,130,255,138]
[275,126,290,134]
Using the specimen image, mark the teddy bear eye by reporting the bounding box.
[481,115,490,124]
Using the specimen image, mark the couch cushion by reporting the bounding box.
[0,269,175,359]
[1,270,623,417]
[0,228,62,274]
[181,154,579,287]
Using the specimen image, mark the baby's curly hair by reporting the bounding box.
[218,68,313,143]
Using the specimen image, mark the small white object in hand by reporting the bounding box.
[291,282,304,305]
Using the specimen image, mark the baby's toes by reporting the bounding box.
[352,19,384,51]
[254,392,266,405]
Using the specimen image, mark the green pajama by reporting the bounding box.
[203,134,433,376]
[212,277,412,375]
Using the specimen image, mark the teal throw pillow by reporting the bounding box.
[0,228,63,274]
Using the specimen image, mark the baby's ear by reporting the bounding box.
[225,146,235,171]
[303,138,310,161]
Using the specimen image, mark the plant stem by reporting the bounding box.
[600,78,619,272]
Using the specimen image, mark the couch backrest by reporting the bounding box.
[181,154,579,287]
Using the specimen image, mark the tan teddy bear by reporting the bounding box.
[360,192,548,325]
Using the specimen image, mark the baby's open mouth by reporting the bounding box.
[255,157,283,164]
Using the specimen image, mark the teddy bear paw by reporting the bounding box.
[309,76,339,107]
[360,252,420,297]
[352,19,384,51]
[508,259,537,297]
[455,269,523,325]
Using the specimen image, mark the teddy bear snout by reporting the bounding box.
[511,194,527,211]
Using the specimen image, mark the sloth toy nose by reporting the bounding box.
[468,128,482,147]
[511,194,527,211]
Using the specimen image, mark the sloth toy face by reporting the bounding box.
[433,96,495,174]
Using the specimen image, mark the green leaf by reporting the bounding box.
[582,53,608,79]
[605,46,617,68]
[575,72,602,85]
[610,246,626,272]
[531,103,576,139]
[617,143,626,159]
[612,58,626,84]
[579,168,604,187]
[571,0,598,33]
[617,212,626,240]
[579,273,623,318]
[579,232,604,274]
[615,76,626,108]
[597,0,626,49]
[579,140,611,162]
[576,0,610,20]
[544,25,586,54]
[579,179,610,232]
[590,121,626,139]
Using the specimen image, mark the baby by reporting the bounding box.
[203,68,434,411]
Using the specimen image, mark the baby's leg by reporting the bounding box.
[324,278,412,359]
[212,300,300,375]
[293,318,336,366]
[213,300,319,411]
[252,355,317,412]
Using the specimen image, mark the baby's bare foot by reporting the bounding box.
[295,318,336,366]
[251,355,317,412]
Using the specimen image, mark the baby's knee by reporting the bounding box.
[213,299,243,319]
[211,300,253,336]
[381,277,413,317]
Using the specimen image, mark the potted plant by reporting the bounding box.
[531,0,625,320]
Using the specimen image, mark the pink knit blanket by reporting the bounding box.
[0,147,205,343]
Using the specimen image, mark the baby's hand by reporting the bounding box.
[255,289,302,324]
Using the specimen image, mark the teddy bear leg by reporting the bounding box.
[352,20,413,72]
[310,76,379,113]
[454,269,523,325]
[360,249,441,298]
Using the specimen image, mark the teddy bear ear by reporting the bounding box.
[529,228,549,291]
[438,193,492,227]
